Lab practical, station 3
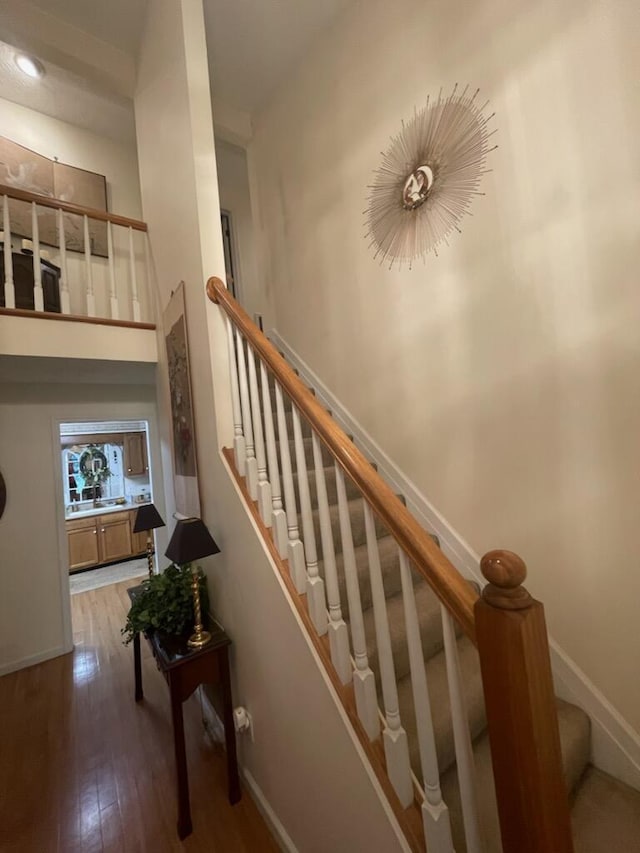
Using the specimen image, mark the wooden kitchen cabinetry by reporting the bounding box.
[98,512,132,564]
[130,515,149,555]
[67,509,146,573]
[124,432,148,476]
[67,516,100,571]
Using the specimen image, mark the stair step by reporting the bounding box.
[396,634,487,779]
[364,578,451,684]
[439,699,591,853]
[278,436,333,473]
[292,463,361,511]
[311,495,388,559]
[571,765,640,852]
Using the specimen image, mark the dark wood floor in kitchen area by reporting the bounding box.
[0,580,279,852]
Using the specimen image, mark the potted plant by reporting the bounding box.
[121,563,209,645]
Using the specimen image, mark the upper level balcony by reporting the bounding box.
[0,184,157,364]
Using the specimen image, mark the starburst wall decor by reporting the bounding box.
[364,85,497,268]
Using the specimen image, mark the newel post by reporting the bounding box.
[475,550,574,853]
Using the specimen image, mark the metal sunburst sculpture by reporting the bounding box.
[364,85,497,268]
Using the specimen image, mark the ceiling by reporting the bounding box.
[0,0,352,143]
[203,0,352,115]
[27,0,149,58]
[0,39,136,144]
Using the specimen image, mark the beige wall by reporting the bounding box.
[133,3,409,848]
[0,375,162,674]
[0,97,149,321]
[248,0,640,731]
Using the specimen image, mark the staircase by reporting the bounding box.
[207,276,640,853]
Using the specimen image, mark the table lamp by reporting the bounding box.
[133,503,166,578]
[165,517,220,649]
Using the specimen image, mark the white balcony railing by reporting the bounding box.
[1,183,152,327]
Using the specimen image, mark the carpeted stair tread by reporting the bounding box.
[310,495,389,559]
[439,699,592,853]
[318,534,408,617]
[277,436,333,472]
[292,463,361,511]
[571,766,640,852]
[364,579,450,685]
[396,634,487,779]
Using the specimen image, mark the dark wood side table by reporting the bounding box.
[128,590,241,839]
[0,251,61,312]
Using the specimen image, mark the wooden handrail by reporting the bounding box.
[207,275,478,640]
[0,184,148,232]
[0,307,155,329]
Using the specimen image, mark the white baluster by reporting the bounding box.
[442,606,482,853]
[31,202,44,311]
[2,196,15,308]
[292,409,326,635]
[398,549,453,851]
[260,361,288,556]
[364,503,413,807]
[144,233,152,323]
[313,437,351,683]
[274,382,306,592]
[107,221,119,319]
[247,342,272,525]
[335,465,379,740]
[235,329,258,498]
[83,215,95,316]
[227,318,246,476]
[57,208,70,314]
[128,226,141,322]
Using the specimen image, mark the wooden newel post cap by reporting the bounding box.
[480,549,533,610]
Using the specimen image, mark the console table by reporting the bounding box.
[128,595,241,839]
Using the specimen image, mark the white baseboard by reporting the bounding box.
[241,769,299,853]
[551,642,640,791]
[198,688,299,852]
[269,330,640,793]
[0,644,69,677]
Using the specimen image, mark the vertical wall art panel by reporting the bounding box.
[163,281,201,518]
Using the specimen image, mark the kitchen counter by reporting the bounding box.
[65,501,151,520]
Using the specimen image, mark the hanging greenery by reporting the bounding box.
[79,444,112,488]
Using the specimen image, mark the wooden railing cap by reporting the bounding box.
[480,549,532,611]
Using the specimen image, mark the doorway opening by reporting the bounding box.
[60,419,155,599]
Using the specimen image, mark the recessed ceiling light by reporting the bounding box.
[15,54,45,79]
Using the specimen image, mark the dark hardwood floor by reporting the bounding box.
[0,580,279,852]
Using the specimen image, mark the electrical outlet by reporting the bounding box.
[233,706,254,741]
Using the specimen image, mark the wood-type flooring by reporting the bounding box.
[0,579,279,853]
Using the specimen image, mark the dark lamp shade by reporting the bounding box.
[165,517,220,565]
[133,503,165,533]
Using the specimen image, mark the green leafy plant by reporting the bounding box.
[121,563,209,645]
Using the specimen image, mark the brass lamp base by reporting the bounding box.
[187,564,211,649]
[187,628,211,649]
[146,534,154,578]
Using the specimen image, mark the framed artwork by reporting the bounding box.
[0,136,108,257]
[163,281,201,518]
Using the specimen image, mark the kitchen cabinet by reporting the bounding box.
[66,509,145,572]
[98,512,132,564]
[67,516,100,571]
[124,433,148,476]
[130,514,149,556]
